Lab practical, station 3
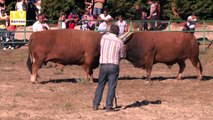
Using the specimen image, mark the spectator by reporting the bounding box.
[81,11,91,30]
[67,12,79,29]
[147,0,157,30]
[155,1,161,28]
[5,24,16,50]
[58,12,68,29]
[0,0,5,11]
[88,14,99,30]
[98,10,113,32]
[33,0,42,14]
[141,9,148,31]
[116,15,128,36]
[183,13,197,34]
[0,10,9,50]
[41,13,48,22]
[26,0,38,21]
[32,14,49,32]
[93,0,105,15]
[99,10,113,21]
[15,0,28,11]
[134,2,143,31]
[97,20,108,33]
[93,24,125,112]
[85,0,93,16]
[0,8,6,18]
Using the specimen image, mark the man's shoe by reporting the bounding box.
[106,108,117,112]
[92,106,98,111]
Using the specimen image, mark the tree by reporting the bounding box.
[42,0,76,21]
[161,0,213,20]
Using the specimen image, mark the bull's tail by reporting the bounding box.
[27,52,33,74]
[27,33,34,74]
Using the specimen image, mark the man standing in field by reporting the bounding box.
[93,24,125,112]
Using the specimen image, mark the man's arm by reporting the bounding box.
[120,43,126,59]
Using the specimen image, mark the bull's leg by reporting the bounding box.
[146,67,153,83]
[145,52,154,83]
[31,59,44,84]
[177,61,186,80]
[82,64,94,83]
[88,68,94,83]
[189,57,203,80]
[145,59,153,82]
[55,63,64,72]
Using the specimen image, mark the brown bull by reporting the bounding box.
[27,29,102,83]
[125,31,202,81]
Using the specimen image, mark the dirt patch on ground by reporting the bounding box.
[0,46,212,120]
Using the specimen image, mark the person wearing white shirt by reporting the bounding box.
[186,13,197,34]
[99,10,112,21]
[15,0,27,11]
[58,13,67,29]
[98,10,113,33]
[116,15,127,36]
[33,14,49,32]
[147,0,157,30]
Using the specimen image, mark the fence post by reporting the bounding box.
[168,20,171,31]
[130,21,132,32]
[24,25,26,42]
[202,20,206,51]
[60,20,62,29]
[95,20,97,32]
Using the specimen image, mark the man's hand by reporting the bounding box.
[124,45,128,50]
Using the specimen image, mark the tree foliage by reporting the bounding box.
[42,0,76,21]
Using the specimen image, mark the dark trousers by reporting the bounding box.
[1,28,6,48]
[1,29,15,48]
[150,15,157,30]
[93,64,119,109]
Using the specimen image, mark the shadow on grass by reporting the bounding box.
[118,76,175,81]
[40,78,77,84]
[39,75,213,84]
[40,78,100,84]
[199,75,213,81]
[123,100,162,109]
[118,75,213,81]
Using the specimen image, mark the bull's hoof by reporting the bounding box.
[31,81,36,84]
[144,80,153,84]
[197,77,203,81]
[176,75,182,80]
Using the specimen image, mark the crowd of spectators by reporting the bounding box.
[54,0,164,32]
[0,0,44,50]
[0,0,198,50]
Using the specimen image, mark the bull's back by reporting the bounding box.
[151,32,199,62]
[126,32,199,65]
[29,30,102,65]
